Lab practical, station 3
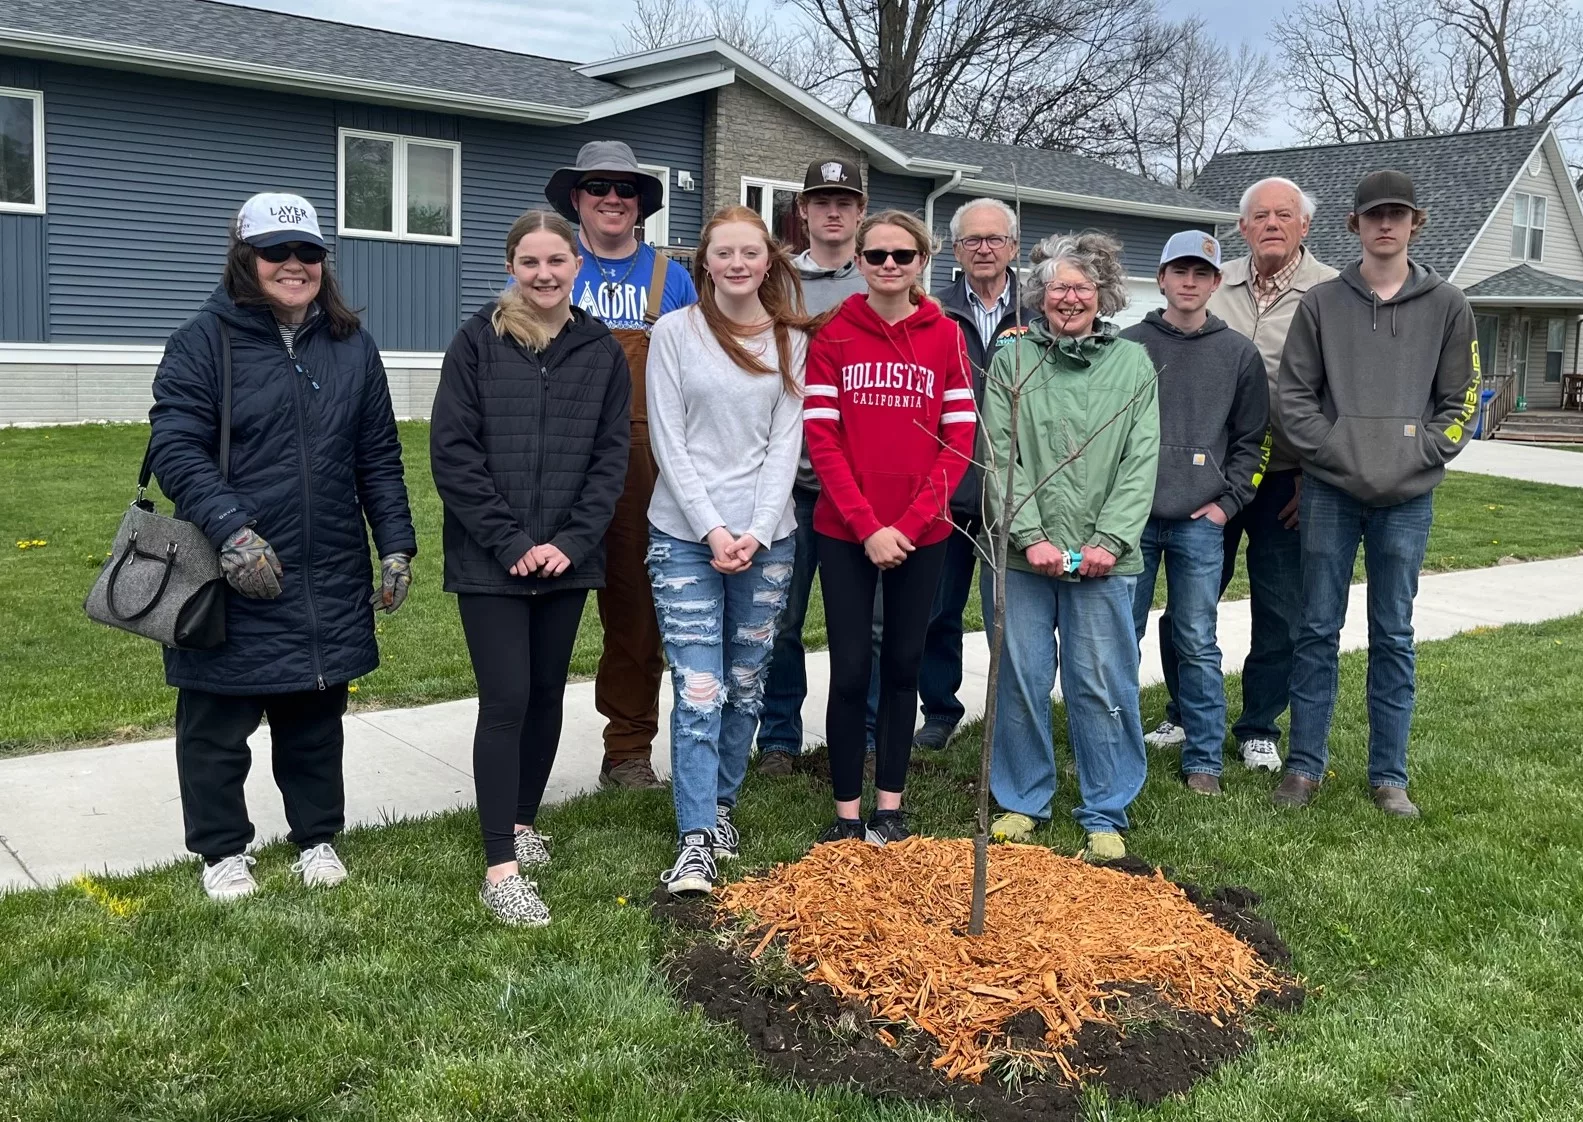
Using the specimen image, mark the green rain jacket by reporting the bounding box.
[980,320,1160,578]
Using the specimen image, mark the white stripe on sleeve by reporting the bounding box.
[804,408,842,421]
[804,383,839,397]
[941,411,976,424]
[943,388,974,401]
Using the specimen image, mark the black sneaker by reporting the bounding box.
[660,830,717,895]
[913,721,956,750]
[713,804,741,861]
[816,817,866,844]
[865,810,912,847]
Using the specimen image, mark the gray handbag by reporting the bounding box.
[84,323,233,650]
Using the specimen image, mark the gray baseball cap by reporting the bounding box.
[1159,229,1222,271]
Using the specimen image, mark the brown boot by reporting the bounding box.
[1184,773,1222,797]
[756,750,796,778]
[599,758,664,790]
[1270,771,1320,808]
[1371,786,1420,818]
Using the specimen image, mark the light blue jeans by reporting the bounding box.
[982,565,1148,834]
[647,528,796,835]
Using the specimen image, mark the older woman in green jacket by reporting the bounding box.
[979,232,1160,860]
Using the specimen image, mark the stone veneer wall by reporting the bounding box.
[702,83,870,218]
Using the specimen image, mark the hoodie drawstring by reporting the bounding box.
[1371,290,1378,332]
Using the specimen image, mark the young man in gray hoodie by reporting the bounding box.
[1274,170,1479,817]
[1121,232,1268,796]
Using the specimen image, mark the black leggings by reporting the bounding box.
[818,534,948,803]
[457,590,588,864]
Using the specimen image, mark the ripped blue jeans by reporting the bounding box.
[647,528,796,836]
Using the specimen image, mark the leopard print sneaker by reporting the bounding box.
[513,827,551,868]
[479,874,551,927]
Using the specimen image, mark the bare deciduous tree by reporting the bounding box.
[615,0,841,95]
[1437,0,1583,127]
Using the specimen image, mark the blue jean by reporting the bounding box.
[1285,475,1433,789]
[983,566,1148,833]
[647,529,796,835]
[918,524,978,729]
[1161,469,1302,744]
[1132,516,1227,775]
[757,485,879,755]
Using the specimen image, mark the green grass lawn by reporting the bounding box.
[3,422,1580,754]
[2,616,1581,1120]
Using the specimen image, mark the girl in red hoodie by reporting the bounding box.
[805,209,976,845]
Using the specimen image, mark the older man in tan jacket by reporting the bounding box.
[1147,176,1338,775]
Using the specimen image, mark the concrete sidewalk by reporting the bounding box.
[1447,438,1583,488]
[5,554,1583,892]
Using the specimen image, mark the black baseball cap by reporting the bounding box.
[800,158,865,198]
[1354,169,1417,214]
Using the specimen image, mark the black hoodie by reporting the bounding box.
[1276,260,1479,507]
[1119,310,1268,520]
[431,304,632,595]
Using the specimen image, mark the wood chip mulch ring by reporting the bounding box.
[716,836,1287,1084]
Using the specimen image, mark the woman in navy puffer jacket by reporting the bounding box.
[148,192,416,902]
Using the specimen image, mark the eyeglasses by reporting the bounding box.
[956,235,1011,250]
[255,242,327,265]
[1045,282,1097,299]
[861,248,920,266]
[577,179,640,199]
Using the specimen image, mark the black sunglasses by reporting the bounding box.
[255,242,327,265]
[577,179,640,199]
[861,248,920,266]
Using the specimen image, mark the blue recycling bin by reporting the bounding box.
[1473,387,1497,439]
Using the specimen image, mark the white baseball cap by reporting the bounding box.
[236,192,326,249]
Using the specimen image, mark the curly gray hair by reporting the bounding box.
[1026,232,1129,318]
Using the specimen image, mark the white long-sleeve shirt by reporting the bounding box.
[645,305,805,546]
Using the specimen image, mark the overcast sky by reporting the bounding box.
[226,0,1291,63]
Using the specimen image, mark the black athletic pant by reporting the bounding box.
[174,683,350,863]
[458,590,588,865]
[818,534,949,804]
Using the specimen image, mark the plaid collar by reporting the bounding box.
[1251,248,1305,307]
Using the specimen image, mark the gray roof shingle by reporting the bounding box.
[2,0,625,108]
[1192,126,1549,276]
[1462,263,1583,301]
[865,122,1232,214]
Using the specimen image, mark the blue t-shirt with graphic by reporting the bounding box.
[573,240,696,330]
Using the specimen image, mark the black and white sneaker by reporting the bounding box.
[865,810,912,847]
[661,830,717,895]
[713,804,740,861]
[479,874,551,927]
[513,827,551,868]
[817,817,865,844]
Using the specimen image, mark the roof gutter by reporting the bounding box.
[957,177,1237,225]
[923,169,964,234]
[1462,296,1583,307]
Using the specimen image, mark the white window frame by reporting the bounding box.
[639,164,670,247]
[740,176,803,224]
[1510,191,1547,263]
[0,86,45,216]
[336,128,461,245]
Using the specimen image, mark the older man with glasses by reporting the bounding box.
[914,198,1025,752]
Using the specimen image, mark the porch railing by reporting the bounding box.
[1479,374,1516,438]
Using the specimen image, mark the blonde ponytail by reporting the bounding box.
[493,209,580,352]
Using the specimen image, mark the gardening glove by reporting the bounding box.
[370,553,412,614]
[219,526,283,599]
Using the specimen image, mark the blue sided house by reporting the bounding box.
[0,0,1235,423]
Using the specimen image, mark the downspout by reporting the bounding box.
[924,170,964,292]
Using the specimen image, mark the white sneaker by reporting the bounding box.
[1240,738,1282,773]
[201,853,258,901]
[291,842,348,888]
[1144,720,1186,748]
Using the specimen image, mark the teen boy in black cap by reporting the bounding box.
[1274,170,1479,817]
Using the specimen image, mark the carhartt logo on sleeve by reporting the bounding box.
[1192,453,1206,465]
[1404,424,1417,437]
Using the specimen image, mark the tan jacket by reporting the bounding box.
[1209,248,1339,472]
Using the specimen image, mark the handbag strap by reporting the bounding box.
[138,319,234,495]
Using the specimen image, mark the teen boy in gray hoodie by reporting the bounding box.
[1274,170,1479,817]
[1121,232,1267,795]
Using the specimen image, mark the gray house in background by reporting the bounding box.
[1196,125,1583,439]
[0,0,1234,424]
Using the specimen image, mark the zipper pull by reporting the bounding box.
[317,675,326,691]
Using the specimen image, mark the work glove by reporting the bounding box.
[219,526,283,599]
[370,553,412,613]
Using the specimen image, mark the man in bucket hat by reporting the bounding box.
[546,140,697,789]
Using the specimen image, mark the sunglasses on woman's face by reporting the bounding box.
[577,179,640,199]
[861,248,920,266]
[256,242,327,265]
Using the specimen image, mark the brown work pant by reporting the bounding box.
[595,442,664,764]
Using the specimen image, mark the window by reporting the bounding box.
[0,86,44,214]
[639,164,670,248]
[1511,192,1546,261]
[337,129,460,243]
[742,177,803,250]
[1546,317,1566,383]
